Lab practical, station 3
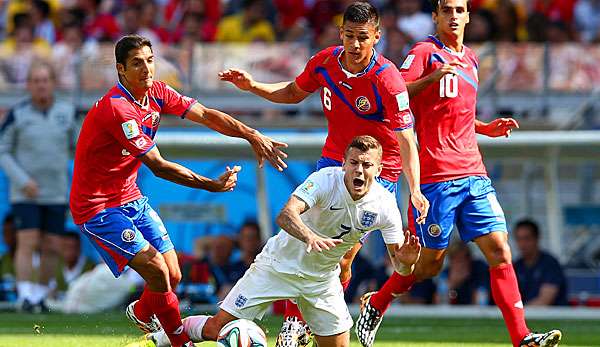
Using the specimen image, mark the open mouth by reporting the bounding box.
[353,177,365,188]
[449,23,459,29]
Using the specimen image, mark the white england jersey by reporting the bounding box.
[256,167,404,280]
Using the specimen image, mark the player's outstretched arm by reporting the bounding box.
[475,118,519,138]
[140,146,241,192]
[276,195,343,253]
[386,230,421,276]
[396,129,429,224]
[218,68,311,104]
[186,103,288,171]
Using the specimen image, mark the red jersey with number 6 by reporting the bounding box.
[295,46,413,183]
[400,36,487,184]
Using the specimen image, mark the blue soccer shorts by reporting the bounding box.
[78,196,174,277]
[408,176,507,249]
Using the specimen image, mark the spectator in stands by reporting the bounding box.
[513,219,568,306]
[465,9,495,42]
[230,220,262,273]
[52,21,98,90]
[30,0,55,44]
[138,1,171,44]
[0,63,77,313]
[207,234,239,299]
[0,13,51,88]
[0,214,17,302]
[493,0,520,42]
[437,242,490,305]
[574,0,600,42]
[216,0,275,42]
[273,0,308,42]
[52,232,95,300]
[393,0,434,41]
[78,0,121,42]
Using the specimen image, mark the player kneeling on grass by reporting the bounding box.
[134,135,421,347]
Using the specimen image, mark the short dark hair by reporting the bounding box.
[430,0,471,13]
[115,35,153,67]
[343,1,380,29]
[344,135,382,160]
[515,219,540,239]
[27,61,56,82]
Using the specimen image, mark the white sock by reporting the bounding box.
[16,281,33,302]
[183,315,211,342]
[151,315,211,347]
[32,283,50,304]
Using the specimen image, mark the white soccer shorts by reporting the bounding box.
[220,262,353,336]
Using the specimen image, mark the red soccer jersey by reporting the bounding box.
[70,81,196,224]
[295,46,413,182]
[400,36,487,184]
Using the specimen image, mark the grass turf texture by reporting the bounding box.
[0,312,598,346]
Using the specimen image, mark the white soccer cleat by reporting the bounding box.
[355,292,383,347]
[126,300,162,334]
[275,317,312,347]
[519,329,562,347]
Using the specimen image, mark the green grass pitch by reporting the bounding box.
[0,312,598,346]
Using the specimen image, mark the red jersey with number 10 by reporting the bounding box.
[70,81,196,224]
[295,46,413,182]
[400,36,487,184]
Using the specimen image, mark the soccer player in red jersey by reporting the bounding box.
[70,35,287,347]
[354,2,562,347]
[219,2,429,345]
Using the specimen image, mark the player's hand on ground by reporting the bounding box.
[397,230,421,266]
[218,68,254,91]
[481,118,519,138]
[208,165,241,192]
[248,132,288,171]
[430,60,467,82]
[411,190,429,224]
[22,179,39,199]
[305,234,343,253]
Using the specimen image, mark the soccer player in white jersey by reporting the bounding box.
[135,135,421,347]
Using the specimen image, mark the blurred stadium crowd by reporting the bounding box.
[0,0,599,90]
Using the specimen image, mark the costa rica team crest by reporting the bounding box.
[355,96,371,112]
[121,229,136,242]
[360,211,378,228]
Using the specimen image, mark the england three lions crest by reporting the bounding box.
[360,211,378,228]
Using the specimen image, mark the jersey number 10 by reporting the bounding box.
[439,74,459,98]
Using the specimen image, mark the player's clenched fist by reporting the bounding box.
[208,165,242,192]
[305,234,343,253]
[219,68,254,91]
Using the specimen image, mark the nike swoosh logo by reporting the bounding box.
[340,224,351,231]
[330,206,344,210]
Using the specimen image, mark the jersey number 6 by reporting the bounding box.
[439,74,459,98]
[323,87,332,111]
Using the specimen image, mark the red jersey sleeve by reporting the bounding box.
[378,65,414,131]
[104,100,155,157]
[400,43,431,82]
[295,47,337,93]
[154,81,197,118]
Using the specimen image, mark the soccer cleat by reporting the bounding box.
[126,300,162,333]
[123,333,157,347]
[275,317,312,347]
[297,320,312,347]
[355,292,383,347]
[520,329,562,347]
